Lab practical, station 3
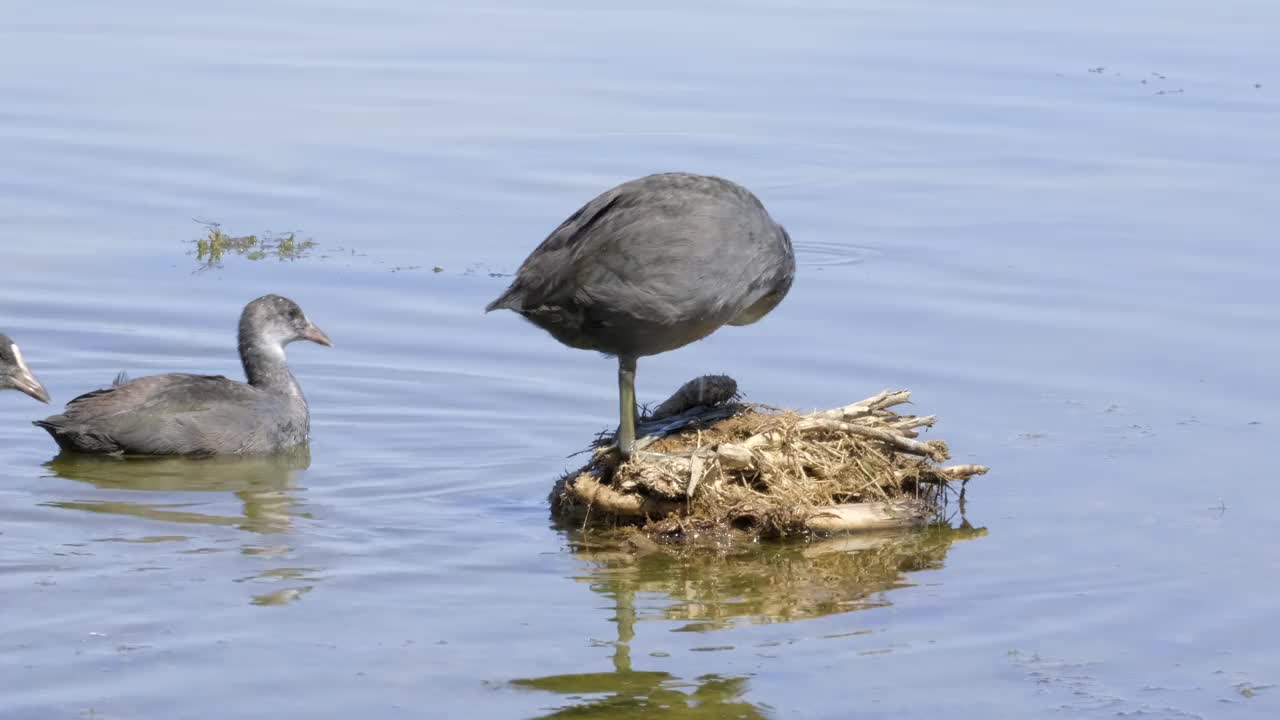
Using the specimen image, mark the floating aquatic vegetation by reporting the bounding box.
[189,221,317,271]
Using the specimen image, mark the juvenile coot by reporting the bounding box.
[485,172,795,458]
[34,295,332,456]
[0,334,50,403]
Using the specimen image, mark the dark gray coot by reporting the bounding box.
[485,172,796,458]
[0,334,50,403]
[33,295,332,456]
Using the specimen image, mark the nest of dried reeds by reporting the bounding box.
[550,375,988,542]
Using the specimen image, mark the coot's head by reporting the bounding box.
[0,334,50,403]
[240,295,333,349]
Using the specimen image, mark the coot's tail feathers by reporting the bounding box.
[32,416,64,432]
[32,417,72,449]
[33,417,117,454]
[484,287,522,313]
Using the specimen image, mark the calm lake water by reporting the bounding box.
[2,1,1278,717]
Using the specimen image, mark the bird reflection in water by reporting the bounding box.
[40,449,315,605]
[511,574,768,720]
[42,448,310,534]
[511,523,985,717]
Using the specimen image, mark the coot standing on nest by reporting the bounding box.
[486,172,796,458]
[0,334,50,403]
[34,294,332,456]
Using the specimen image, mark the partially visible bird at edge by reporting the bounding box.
[0,334,50,403]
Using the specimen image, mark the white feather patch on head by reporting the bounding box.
[10,342,30,374]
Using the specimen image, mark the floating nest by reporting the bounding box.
[550,375,988,543]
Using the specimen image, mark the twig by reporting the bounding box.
[804,501,930,533]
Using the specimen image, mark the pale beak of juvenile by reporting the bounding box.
[301,322,333,348]
[10,368,51,403]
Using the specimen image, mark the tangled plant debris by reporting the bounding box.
[551,375,988,543]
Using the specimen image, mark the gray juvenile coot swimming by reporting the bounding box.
[34,295,332,456]
[485,172,796,458]
[0,334,50,403]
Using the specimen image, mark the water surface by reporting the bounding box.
[2,1,1278,717]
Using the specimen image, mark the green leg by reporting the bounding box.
[617,356,637,459]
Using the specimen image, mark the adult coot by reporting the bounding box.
[0,334,50,403]
[485,172,795,458]
[34,294,331,456]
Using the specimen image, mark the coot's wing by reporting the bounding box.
[35,374,268,455]
[485,184,627,312]
[487,174,734,316]
[564,175,790,325]
[487,173,795,337]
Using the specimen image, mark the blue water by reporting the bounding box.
[2,1,1278,717]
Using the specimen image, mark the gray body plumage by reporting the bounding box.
[33,295,331,456]
[486,172,794,458]
[35,373,309,455]
[486,172,795,358]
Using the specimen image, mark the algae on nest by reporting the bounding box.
[551,375,989,543]
[190,223,317,270]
